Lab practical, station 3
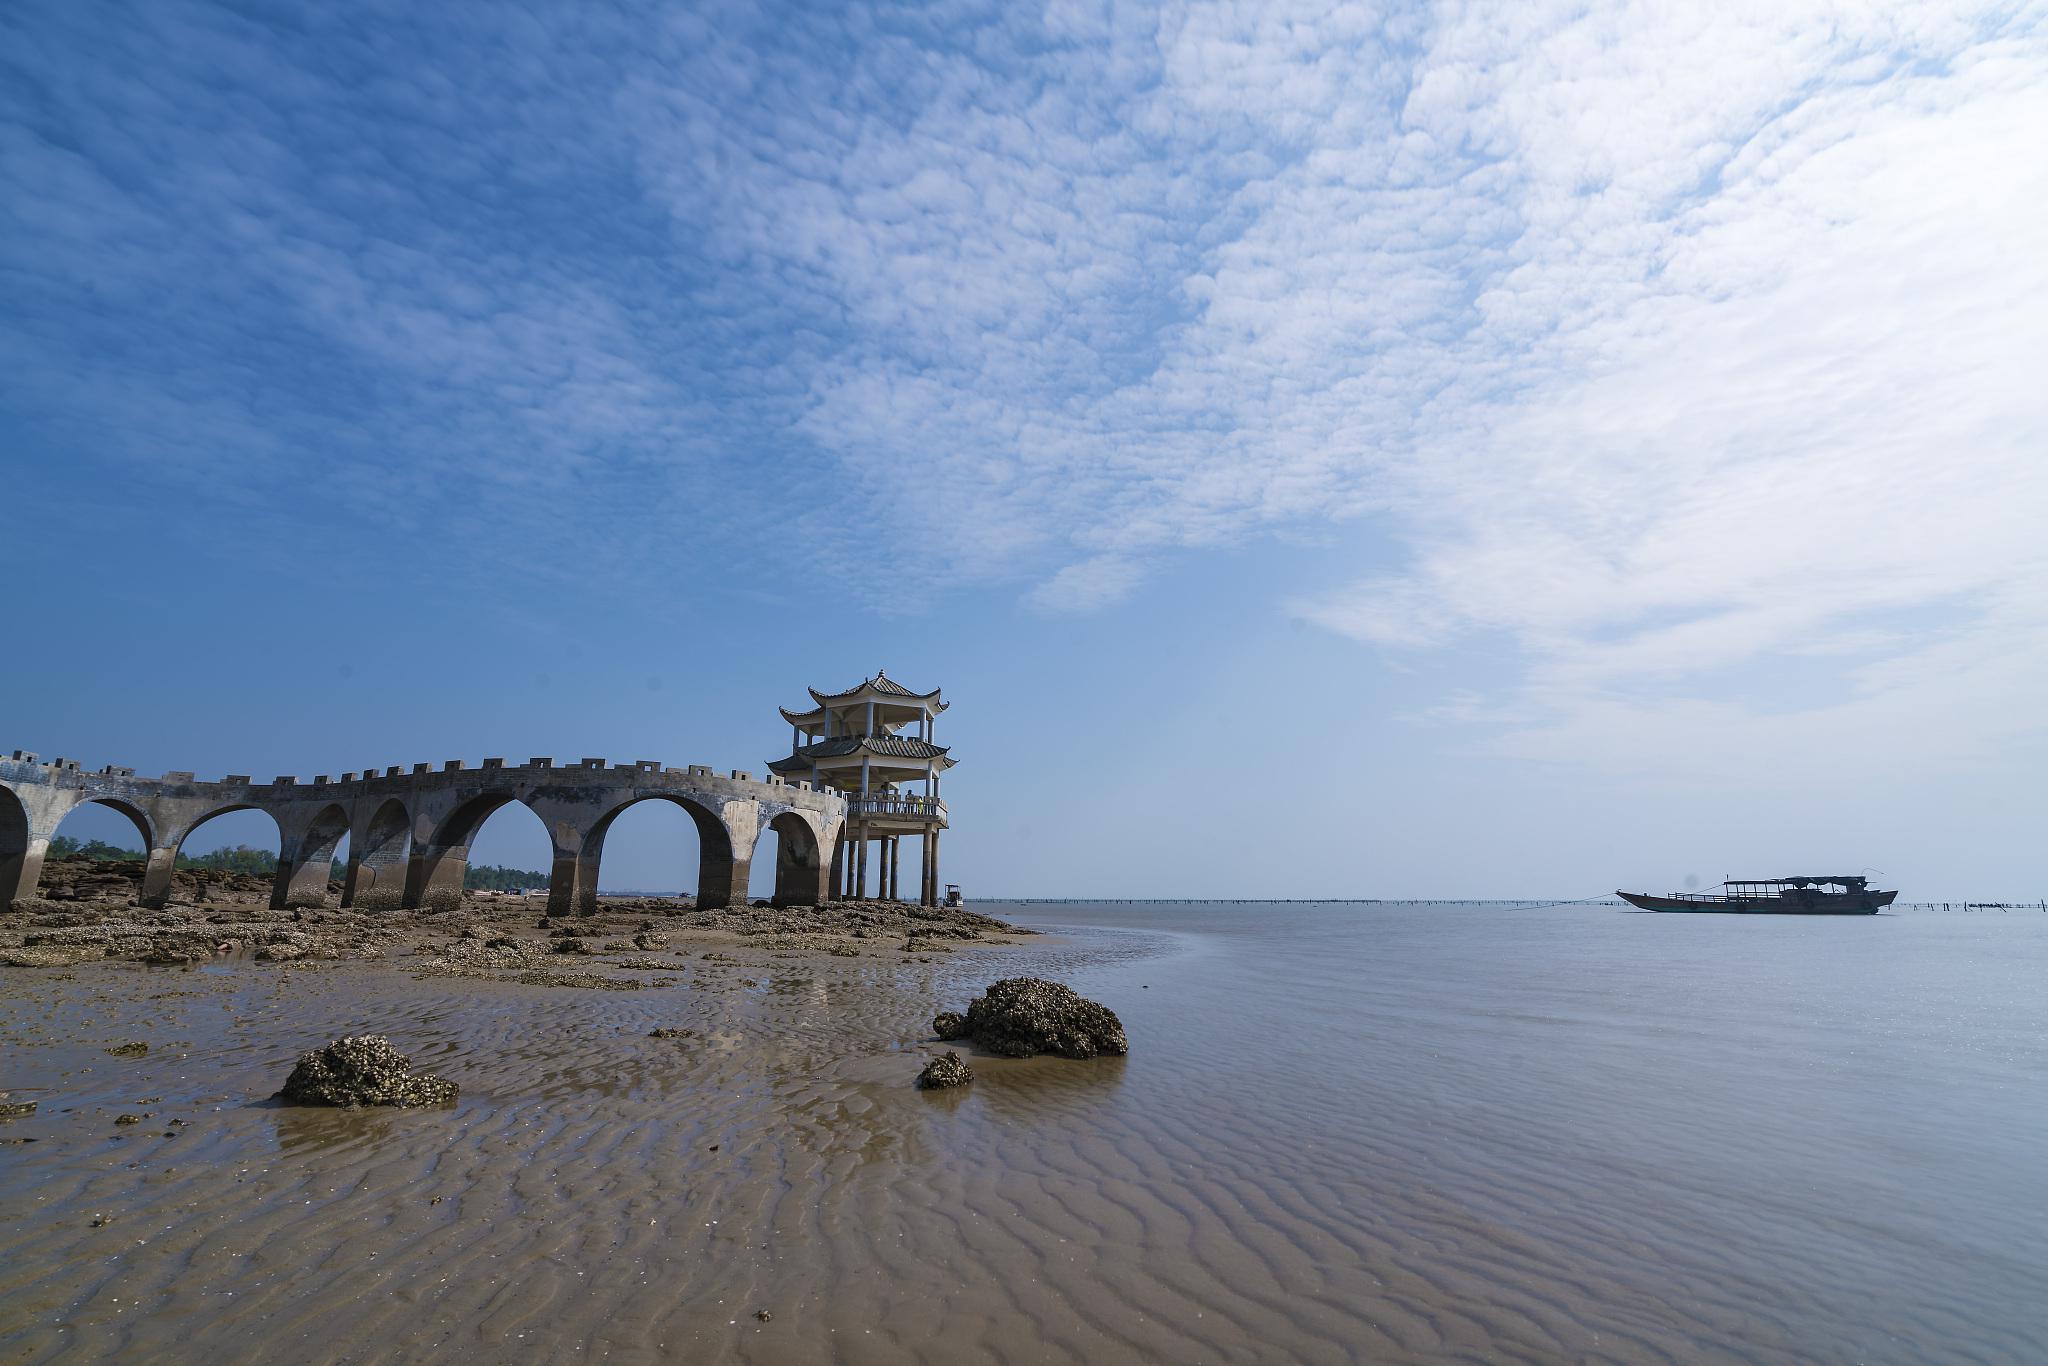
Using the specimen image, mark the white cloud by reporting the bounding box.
[10,1,2042,771]
[1293,19,2048,770]
[615,1,2048,762]
[1024,553,1144,612]
[628,1,2045,767]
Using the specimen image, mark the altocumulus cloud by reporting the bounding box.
[620,0,2048,771]
[4,1,2044,768]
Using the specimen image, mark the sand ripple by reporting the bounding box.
[1,907,2042,1364]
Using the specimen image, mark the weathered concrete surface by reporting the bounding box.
[0,752,844,915]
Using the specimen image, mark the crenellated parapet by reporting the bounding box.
[0,749,846,916]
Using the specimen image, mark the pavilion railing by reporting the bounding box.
[845,794,947,819]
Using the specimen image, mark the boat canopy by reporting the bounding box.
[1721,875,1868,896]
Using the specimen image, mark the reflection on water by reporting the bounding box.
[967,1053,1129,1113]
[263,1098,405,1154]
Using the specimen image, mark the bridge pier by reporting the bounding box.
[557,825,603,916]
[3,839,47,909]
[769,821,830,907]
[347,800,412,911]
[350,848,409,910]
[270,807,351,909]
[698,851,751,910]
[139,847,178,908]
[405,844,470,912]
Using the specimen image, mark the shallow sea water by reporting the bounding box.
[1,902,2044,1364]
[989,902,2048,1364]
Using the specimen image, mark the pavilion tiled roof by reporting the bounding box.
[805,671,945,707]
[766,734,952,774]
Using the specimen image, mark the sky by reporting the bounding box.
[3,0,2045,900]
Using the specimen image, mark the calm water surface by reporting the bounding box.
[979,901,2048,1363]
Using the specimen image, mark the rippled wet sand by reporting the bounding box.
[3,904,2044,1363]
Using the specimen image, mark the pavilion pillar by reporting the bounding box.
[829,837,846,902]
[887,837,899,901]
[856,825,869,899]
[929,830,940,905]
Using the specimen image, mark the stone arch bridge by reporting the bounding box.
[0,750,847,916]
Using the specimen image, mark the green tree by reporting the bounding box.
[465,863,548,892]
[48,836,142,862]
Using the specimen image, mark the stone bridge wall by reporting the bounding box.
[0,750,849,915]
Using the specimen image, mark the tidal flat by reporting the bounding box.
[3,899,2045,1364]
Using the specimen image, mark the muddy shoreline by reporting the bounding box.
[0,873,1127,1364]
[3,855,1029,974]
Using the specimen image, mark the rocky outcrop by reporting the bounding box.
[940,978,1128,1059]
[276,1035,458,1108]
[916,1050,973,1088]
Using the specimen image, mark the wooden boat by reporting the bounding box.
[1617,876,1895,914]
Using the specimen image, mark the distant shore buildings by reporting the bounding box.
[768,672,952,905]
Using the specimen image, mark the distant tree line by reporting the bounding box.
[463,863,548,892]
[49,836,345,882]
[46,835,546,892]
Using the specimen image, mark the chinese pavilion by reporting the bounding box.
[767,672,953,904]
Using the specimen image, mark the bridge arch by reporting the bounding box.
[26,796,162,905]
[579,793,737,915]
[51,795,156,857]
[408,792,553,912]
[167,804,286,909]
[346,797,412,911]
[169,803,279,860]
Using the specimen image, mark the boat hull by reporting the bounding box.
[1618,890,1894,915]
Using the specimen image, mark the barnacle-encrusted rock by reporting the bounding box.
[276,1035,458,1108]
[947,978,1127,1059]
[916,1050,973,1089]
[931,1011,968,1041]
[1,945,98,967]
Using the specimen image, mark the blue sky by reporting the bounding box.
[5,0,2044,898]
